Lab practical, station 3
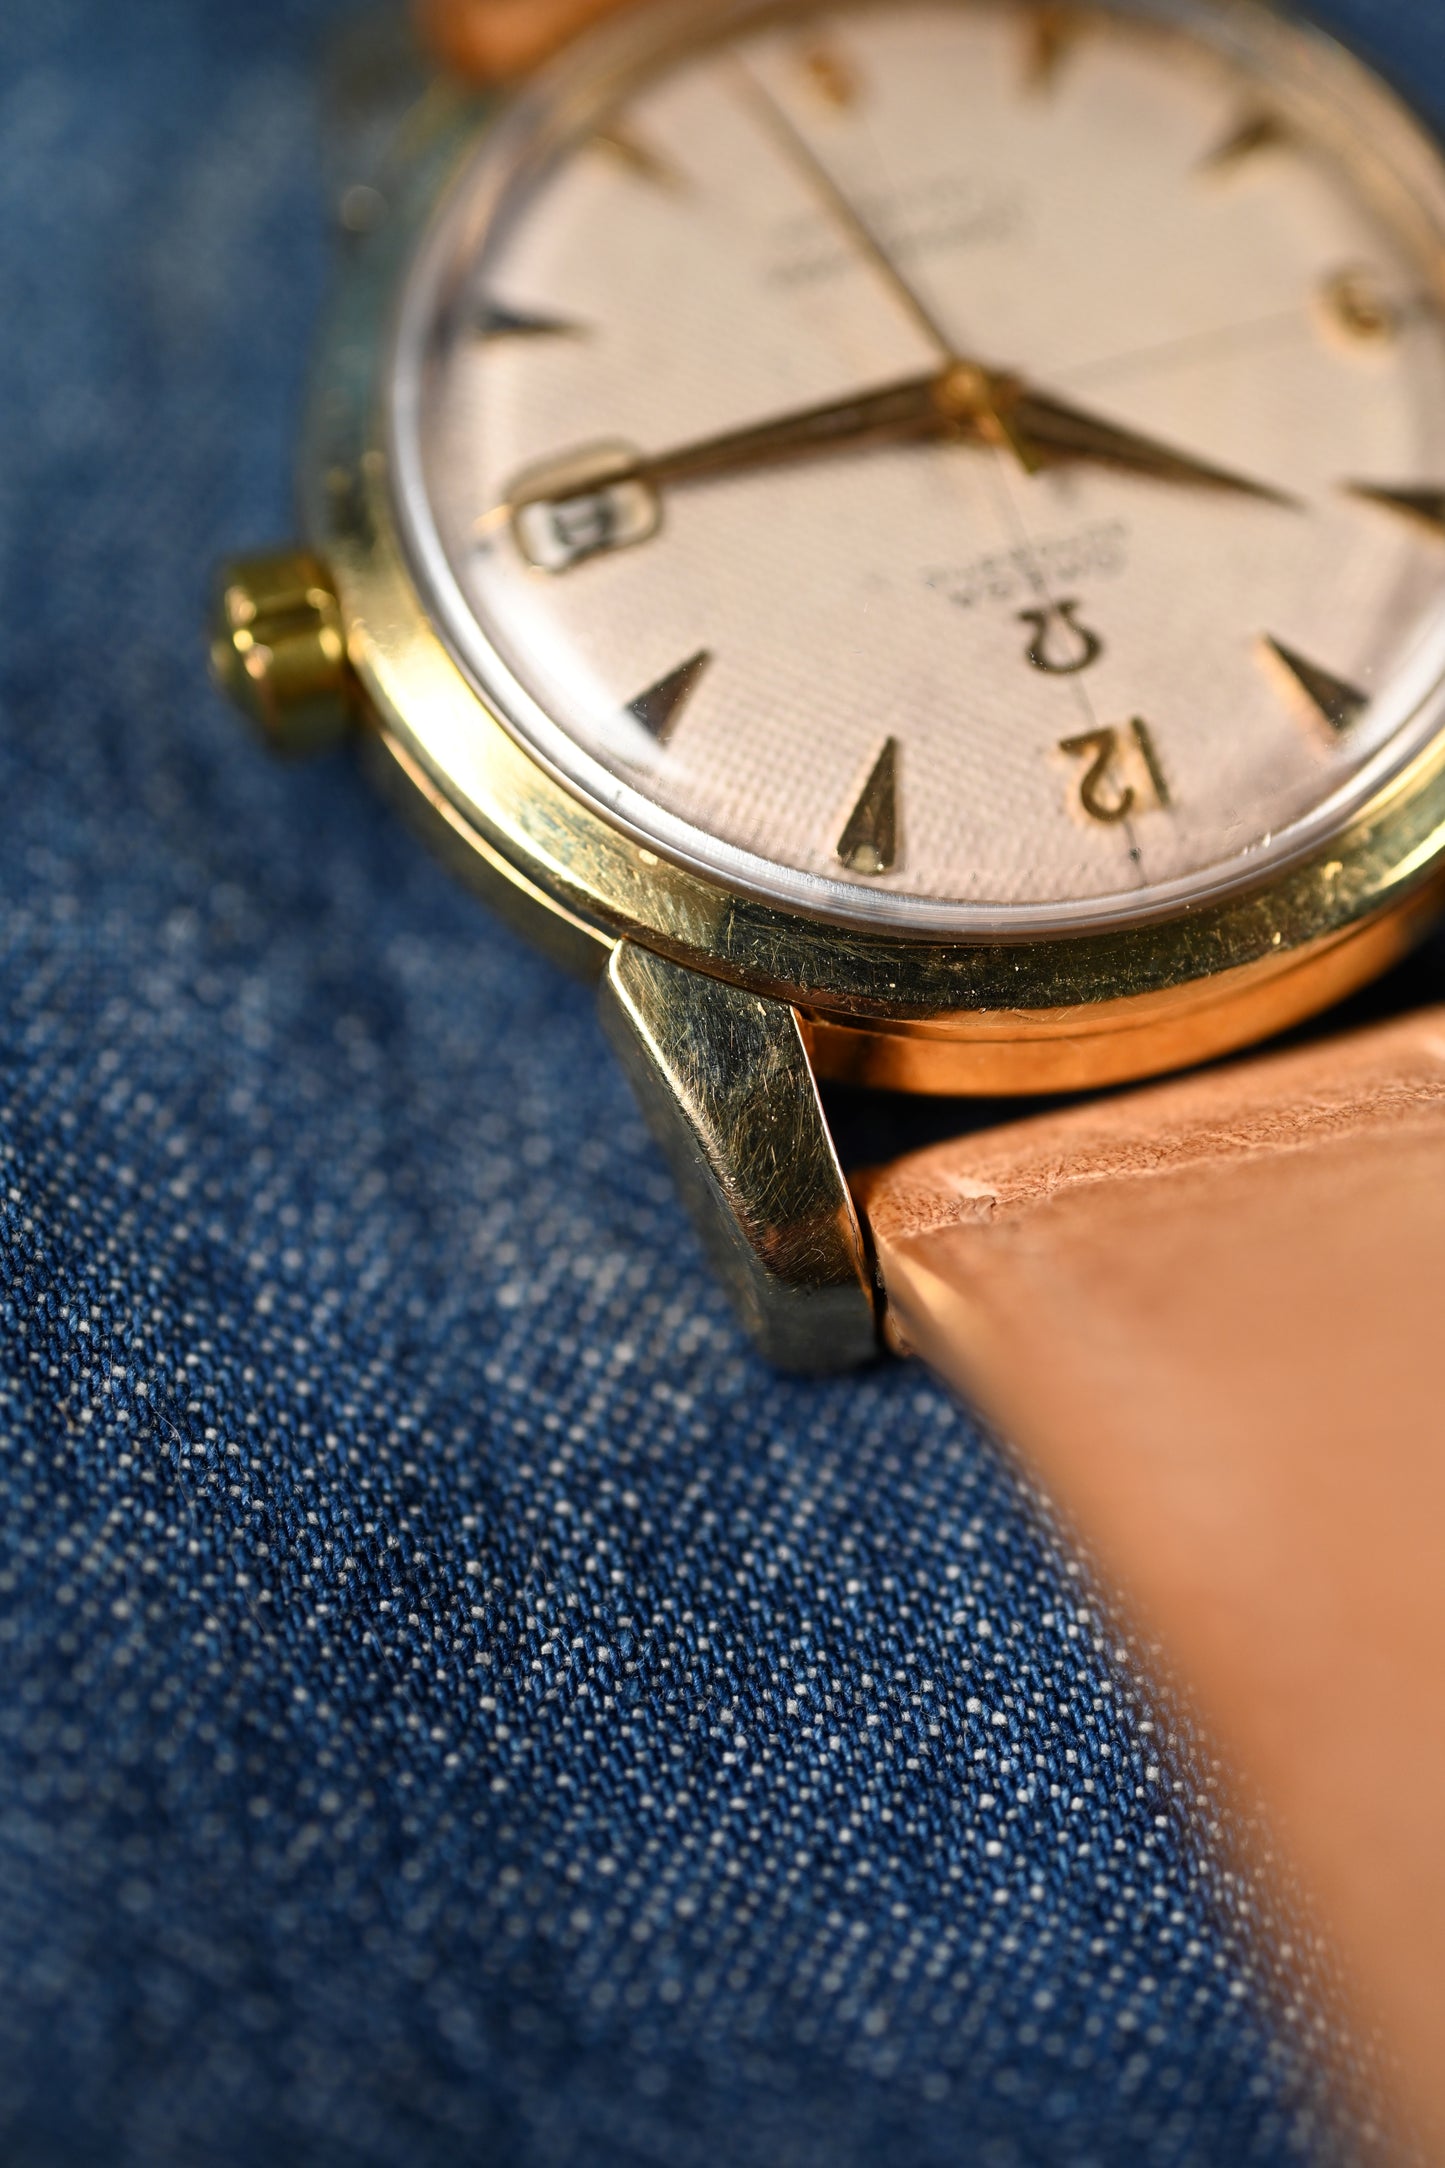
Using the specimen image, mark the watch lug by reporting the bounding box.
[320,8,433,236]
[320,8,495,240]
[600,942,879,1373]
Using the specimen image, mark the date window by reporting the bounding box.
[509,442,661,573]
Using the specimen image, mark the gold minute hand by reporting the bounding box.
[637,374,945,489]
[499,371,954,527]
[499,363,1298,533]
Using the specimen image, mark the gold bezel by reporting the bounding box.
[302,8,1445,1094]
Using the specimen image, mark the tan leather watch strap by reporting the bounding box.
[417,0,634,79]
[856,1009,1445,2144]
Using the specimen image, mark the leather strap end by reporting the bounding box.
[857,1009,1445,2150]
[416,0,635,81]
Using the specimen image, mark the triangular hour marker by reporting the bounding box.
[1348,483,1445,540]
[799,40,860,108]
[1199,111,1289,176]
[837,738,901,877]
[1025,4,1084,92]
[627,651,712,744]
[592,124,687,193]
[1263,637,1369,736]
[476,301,587,342]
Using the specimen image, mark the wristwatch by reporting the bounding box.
[211,0,1445,2142]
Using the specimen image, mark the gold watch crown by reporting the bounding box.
[209,549,354,757]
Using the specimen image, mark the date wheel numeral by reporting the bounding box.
[509,441,660,572]
[1059,719,1171,825]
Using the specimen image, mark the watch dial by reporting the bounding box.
[390,0,1445,935]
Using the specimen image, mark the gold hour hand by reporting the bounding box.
[1001,384,1301,507]
[495,365,1297,571]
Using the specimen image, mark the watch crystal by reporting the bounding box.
[390,0,1445,934]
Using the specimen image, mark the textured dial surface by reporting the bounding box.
[390,0,1445,934]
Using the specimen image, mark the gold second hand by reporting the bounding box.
[726,53,1041,475]
[728,52,955,356]
[729,48,1147,881]
[804,29,1142,869]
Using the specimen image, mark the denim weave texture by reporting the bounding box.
[3,2,1444,2162]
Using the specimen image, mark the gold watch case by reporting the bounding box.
[290,8,1445,1104]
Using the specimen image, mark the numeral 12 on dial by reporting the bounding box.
[1059,719,1172,826]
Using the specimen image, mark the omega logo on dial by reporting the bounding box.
[390,0,1445,936]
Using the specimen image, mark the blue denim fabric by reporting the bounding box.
[3,3,1443,2163]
